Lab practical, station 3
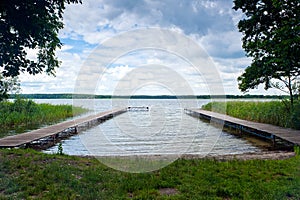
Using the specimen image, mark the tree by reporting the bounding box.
[233,0,300,106]
[0,75,20,101]
[0,0,81,100]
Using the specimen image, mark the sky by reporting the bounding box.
[20,0,283,96]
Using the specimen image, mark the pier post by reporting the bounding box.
[240,125,244,136]
[272,135,276,148]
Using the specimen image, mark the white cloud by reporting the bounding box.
[20,50,84,93]
[61,0,241,44]
[58,45,73,52]
[19,0,283,95]
[200,30,244,58]
[25,48,39,61]
[83,30,116,45]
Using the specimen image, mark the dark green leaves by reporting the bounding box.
[0,0,81,77]
[234,0,300,105]
[0,0,81,100]
[0,75,20,101]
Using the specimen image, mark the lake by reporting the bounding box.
[36,99,264,156]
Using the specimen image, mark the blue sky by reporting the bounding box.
[20,0,283,95]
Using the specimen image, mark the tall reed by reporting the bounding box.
[0,99,87,137]
[202,100,300,129]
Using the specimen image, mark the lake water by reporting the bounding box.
[38,99,263,156]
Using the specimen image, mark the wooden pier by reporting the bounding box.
[0,108,126,149]
[127,106,150,111]
[185,109,300,146]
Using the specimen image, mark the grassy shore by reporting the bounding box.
[0,100,299,199]
[0,99,88,138]
[202,100,300,129]
[0,148,299,199]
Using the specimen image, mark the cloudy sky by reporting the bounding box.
[20,0,282,95]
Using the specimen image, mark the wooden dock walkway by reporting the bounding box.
[0,108,126,148]
[185,109,300,146]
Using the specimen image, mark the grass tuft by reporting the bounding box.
[294,146,300,156]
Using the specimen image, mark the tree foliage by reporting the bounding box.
[0,75,20,101]
[0,0,81,100]
[233,0,300,105]
[0,0,81,77]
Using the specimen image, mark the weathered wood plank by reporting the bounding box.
[185,109,300,146]
[0,108,126,148]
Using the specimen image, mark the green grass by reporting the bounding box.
[0,148,299,199]
[0,98,88,138]
[202,100,300,129]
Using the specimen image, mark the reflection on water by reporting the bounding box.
[44,99,262,156]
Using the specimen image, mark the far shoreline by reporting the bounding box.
[8,93,289,100]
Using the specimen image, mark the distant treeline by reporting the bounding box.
[9,94,289,99]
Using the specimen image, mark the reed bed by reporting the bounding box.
[202,100,300,129]
[0,99,87,137]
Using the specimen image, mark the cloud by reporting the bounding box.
[58,45,73,52]
[200,30,245,58]
[19,0,284,95]
[20,50,85,94]
[25,48,39,61]
[61,0,240,43]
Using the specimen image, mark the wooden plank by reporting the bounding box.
[0,108,126,148]
[185,109,300,146]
